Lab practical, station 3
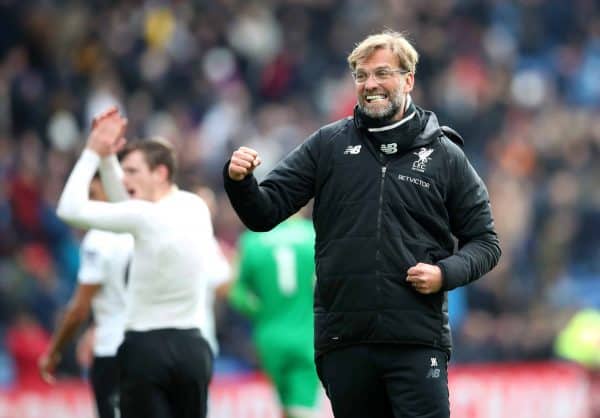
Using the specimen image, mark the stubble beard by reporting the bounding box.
[358,88,405,122]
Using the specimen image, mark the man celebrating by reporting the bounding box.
[40,174,132,418]
[225,31,501,418]
[57,108,228,418]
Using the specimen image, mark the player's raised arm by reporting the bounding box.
[56,109,145,233]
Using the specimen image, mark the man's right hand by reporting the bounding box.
[38,351,61,384]
[228,146,262,181]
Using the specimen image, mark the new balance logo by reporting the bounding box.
[344,145,362,155]
[427,356,440,379]
[380,143,398,154]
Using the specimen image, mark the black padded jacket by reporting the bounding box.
[224,107,501,358]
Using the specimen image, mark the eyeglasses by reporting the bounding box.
[352,68,410,84]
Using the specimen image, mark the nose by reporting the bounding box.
[363,73,380,89]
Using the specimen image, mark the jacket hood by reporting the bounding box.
[412,110,464,148]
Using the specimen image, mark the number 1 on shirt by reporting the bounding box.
[274,246,297,295]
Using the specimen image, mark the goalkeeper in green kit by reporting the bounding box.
[228,215,320,418]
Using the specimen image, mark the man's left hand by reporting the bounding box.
[406,263,443,294]
[87,106,127,157]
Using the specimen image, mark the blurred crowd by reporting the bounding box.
[0,0,599,388]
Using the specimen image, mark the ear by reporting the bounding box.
[155,164,169,182]
[403,72,415,94]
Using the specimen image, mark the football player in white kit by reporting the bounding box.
[55,107,229,418]
[39,174,133,418]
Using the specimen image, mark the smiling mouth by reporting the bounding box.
[365,94,388,103]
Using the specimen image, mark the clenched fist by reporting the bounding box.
[228,146,262,181]
[406,262,443,294]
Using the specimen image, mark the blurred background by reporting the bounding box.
[0,0,598,416]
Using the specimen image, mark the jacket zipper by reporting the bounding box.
[375,165,387,304]
[377,166,387,243]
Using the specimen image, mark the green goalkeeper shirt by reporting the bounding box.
[229,217,316,349]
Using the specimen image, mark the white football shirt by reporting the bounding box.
[78,229,133,356]
[57,149,227,332]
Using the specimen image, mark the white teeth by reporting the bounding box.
[366,95,386,102]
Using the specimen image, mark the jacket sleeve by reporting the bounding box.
[224,132,318,231]
[436,147,501,290]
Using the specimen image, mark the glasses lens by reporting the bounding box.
[353,72,366,83]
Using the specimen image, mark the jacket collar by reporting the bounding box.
[352,98,461,153]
